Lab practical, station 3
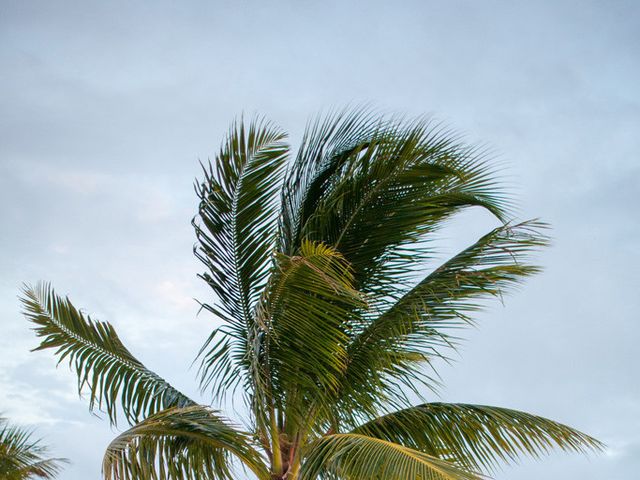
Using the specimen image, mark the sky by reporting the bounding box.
[0,0,638,478]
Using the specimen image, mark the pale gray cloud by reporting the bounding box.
[1,1,638,478]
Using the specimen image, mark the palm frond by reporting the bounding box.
[103,406,269,480]
[282,110,511,298]
[193,117,289,397]
[279,107,386,256]
[299,433,483,480]
[263,240,367,423]
[21,283,194,426]
[338,221,548,420]
[0,416,67,479]
[352,403,604,473]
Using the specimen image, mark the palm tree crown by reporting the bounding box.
[0,415,67,479]
[22,109,602,479]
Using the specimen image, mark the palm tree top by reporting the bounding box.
[22,108,602,479]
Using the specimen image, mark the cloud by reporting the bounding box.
[1,1,638,479]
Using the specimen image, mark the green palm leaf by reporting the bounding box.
[352,403,603,472]
[339,221,548,418]
[281,109,510,298]
[21,283,194,425]
[279,107,385,256]
[103,406,269,480]
[300,433,483,480]
[263,240,366,423]
[193,117,290,398]
[0,416,67,479]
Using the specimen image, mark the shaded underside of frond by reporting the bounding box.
[103,406,268,480]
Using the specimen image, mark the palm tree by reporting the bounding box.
[22,109,602,480]
[0,415,67,479]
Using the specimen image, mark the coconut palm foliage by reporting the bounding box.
[23,110,602,479]
[0,415,67,479]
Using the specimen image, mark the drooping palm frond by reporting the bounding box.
[299,433,482,480]
[21,283,194,425]
[193,118,290,398]
[0,416,67,479]
[337,221,548,420]
[352,403,603,473]
[281,109,511,300]
[279,107,386,257]
[103,406,268,480]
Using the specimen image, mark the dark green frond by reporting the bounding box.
[352,403,603,473]
[300,433,483,480]
[193,117,290,397]
[103,406,269,480]
[339,221,548,419]
[21,283,194,426]
[282,110,511,297]
[280,107,386,256]
[0,416,67,479]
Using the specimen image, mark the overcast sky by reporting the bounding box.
[1,1,638,479]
